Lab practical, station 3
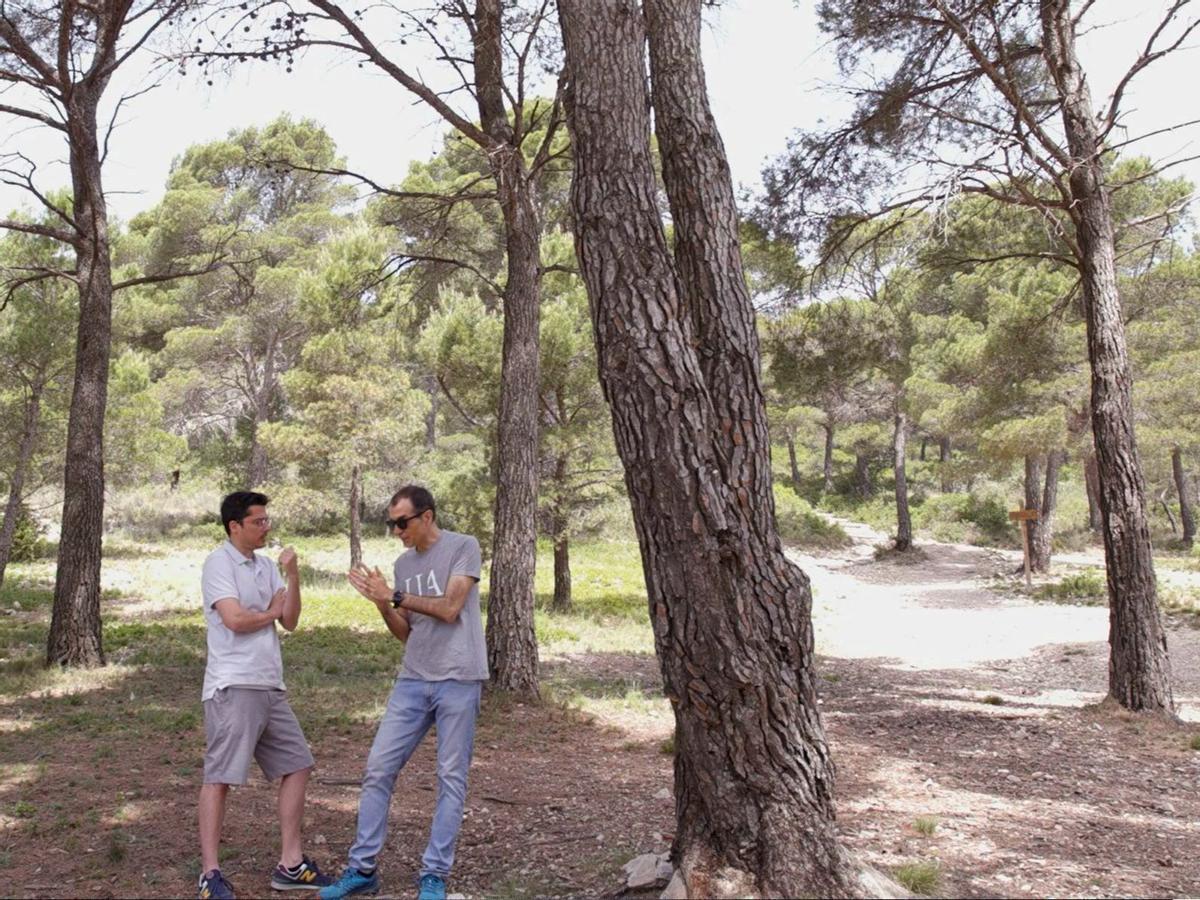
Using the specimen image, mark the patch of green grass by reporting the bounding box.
[107,830,128,863]
[659,734,675,755]
[775,485,851,549]
[1036,570,1106,604]
[894,860,941,895]
[1188,734,1200,751]
[913,815,938,836]
[11,800,36,818]
[980,694,1004,706]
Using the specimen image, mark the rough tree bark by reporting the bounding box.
[0,387,43,590]
[1023,454,1044,568]
[476,0,542,695]
[47,86,114,667]
[560,1,889,894]
[1041,0,1173,712]
[1172,448,1195,549]
[892,406,912,551]
[1084,450,1103,532]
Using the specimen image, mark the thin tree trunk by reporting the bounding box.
[1171,448,1195,548]
[48,90,111,668]
[551,533,571,613]
[563,2,863,894]
[424,372,438,450]
[0,386,43,590]
[939,436,952,492]
[919,437,927,461]
[349,463,363,569]
[476,0,541,696]
[1042,1,1172,712]
[1032,450,1064,573]
[893,406,912,551]
[1023,454,1044,569]
[822,424,835,493]
[786,435,802,494]
[1084,450,1103,532]
[854,453,873,498]
[550,454,573,613]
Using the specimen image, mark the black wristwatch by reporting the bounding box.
[391,591,407,610]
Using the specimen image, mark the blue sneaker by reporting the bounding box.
[318,867,380,899]
[417,874,446,900]
[198,868,236,899]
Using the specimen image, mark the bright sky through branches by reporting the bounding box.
[0,0,1196,223]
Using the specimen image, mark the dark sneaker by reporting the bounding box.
[317,867,380,899]
[271,856,335,891]
[198,868,236,900]
[417,874,446,900]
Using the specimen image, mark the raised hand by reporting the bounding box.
[348,564,392,606]
[278,546,298,577]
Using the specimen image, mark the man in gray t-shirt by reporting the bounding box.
[322,485,488,900]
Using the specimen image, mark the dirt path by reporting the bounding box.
[792,519,1200,898]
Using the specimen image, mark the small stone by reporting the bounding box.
[313,834,327,845]
[660,871,687,900]
[654,787,672,801]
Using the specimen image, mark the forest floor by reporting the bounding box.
[1,524,1198,899]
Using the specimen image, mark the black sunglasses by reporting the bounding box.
[385,509,428,531]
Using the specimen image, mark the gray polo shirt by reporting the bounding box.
[200,540,286,701]
[393,530,489,682]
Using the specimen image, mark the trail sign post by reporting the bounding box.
[1009,506,1039,586]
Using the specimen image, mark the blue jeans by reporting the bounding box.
[347,678,482,879]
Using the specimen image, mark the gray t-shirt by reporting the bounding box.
[200,540,286,700]
[393,530,488,682]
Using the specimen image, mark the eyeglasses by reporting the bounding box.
[243,516,271,527]
[385,509,428,532]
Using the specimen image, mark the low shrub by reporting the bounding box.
[774,486,851,549]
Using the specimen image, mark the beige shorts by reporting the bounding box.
[203,687,314,784]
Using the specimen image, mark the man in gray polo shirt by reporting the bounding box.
[321,485,487,900]
[198,491,332,899]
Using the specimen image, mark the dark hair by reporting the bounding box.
[389,484,436,520]
[221,491,270,535]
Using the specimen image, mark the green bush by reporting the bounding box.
[774,485,850,549]
[1036,570,1106,604]
[259,482,345,536]
[7,503,47,561]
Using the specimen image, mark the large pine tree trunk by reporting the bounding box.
[48,91,111,667]
[476,0,541,696]
[1042,1,1172,712]
[0,387,43,590]
[892,406,912,551]
[1172,447,1195,548]
[561,2,867,894]
[349,463,363,569]
[1024,453,1044,568]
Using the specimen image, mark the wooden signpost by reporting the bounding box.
[1009,506,1039,586]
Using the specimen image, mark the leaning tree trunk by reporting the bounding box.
[349,463,363,569]
[822,423,835,493]
[0,386,43,590]
[48,90,112,667]
[1172,447,1195,548]
[1032,450,1064,573]
[786,435,802,494]
[476,0,542,696]
[892,406,912,551]
[561,1,867,894]
[1084,450,1103,532]
[1042,1,1172,712]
